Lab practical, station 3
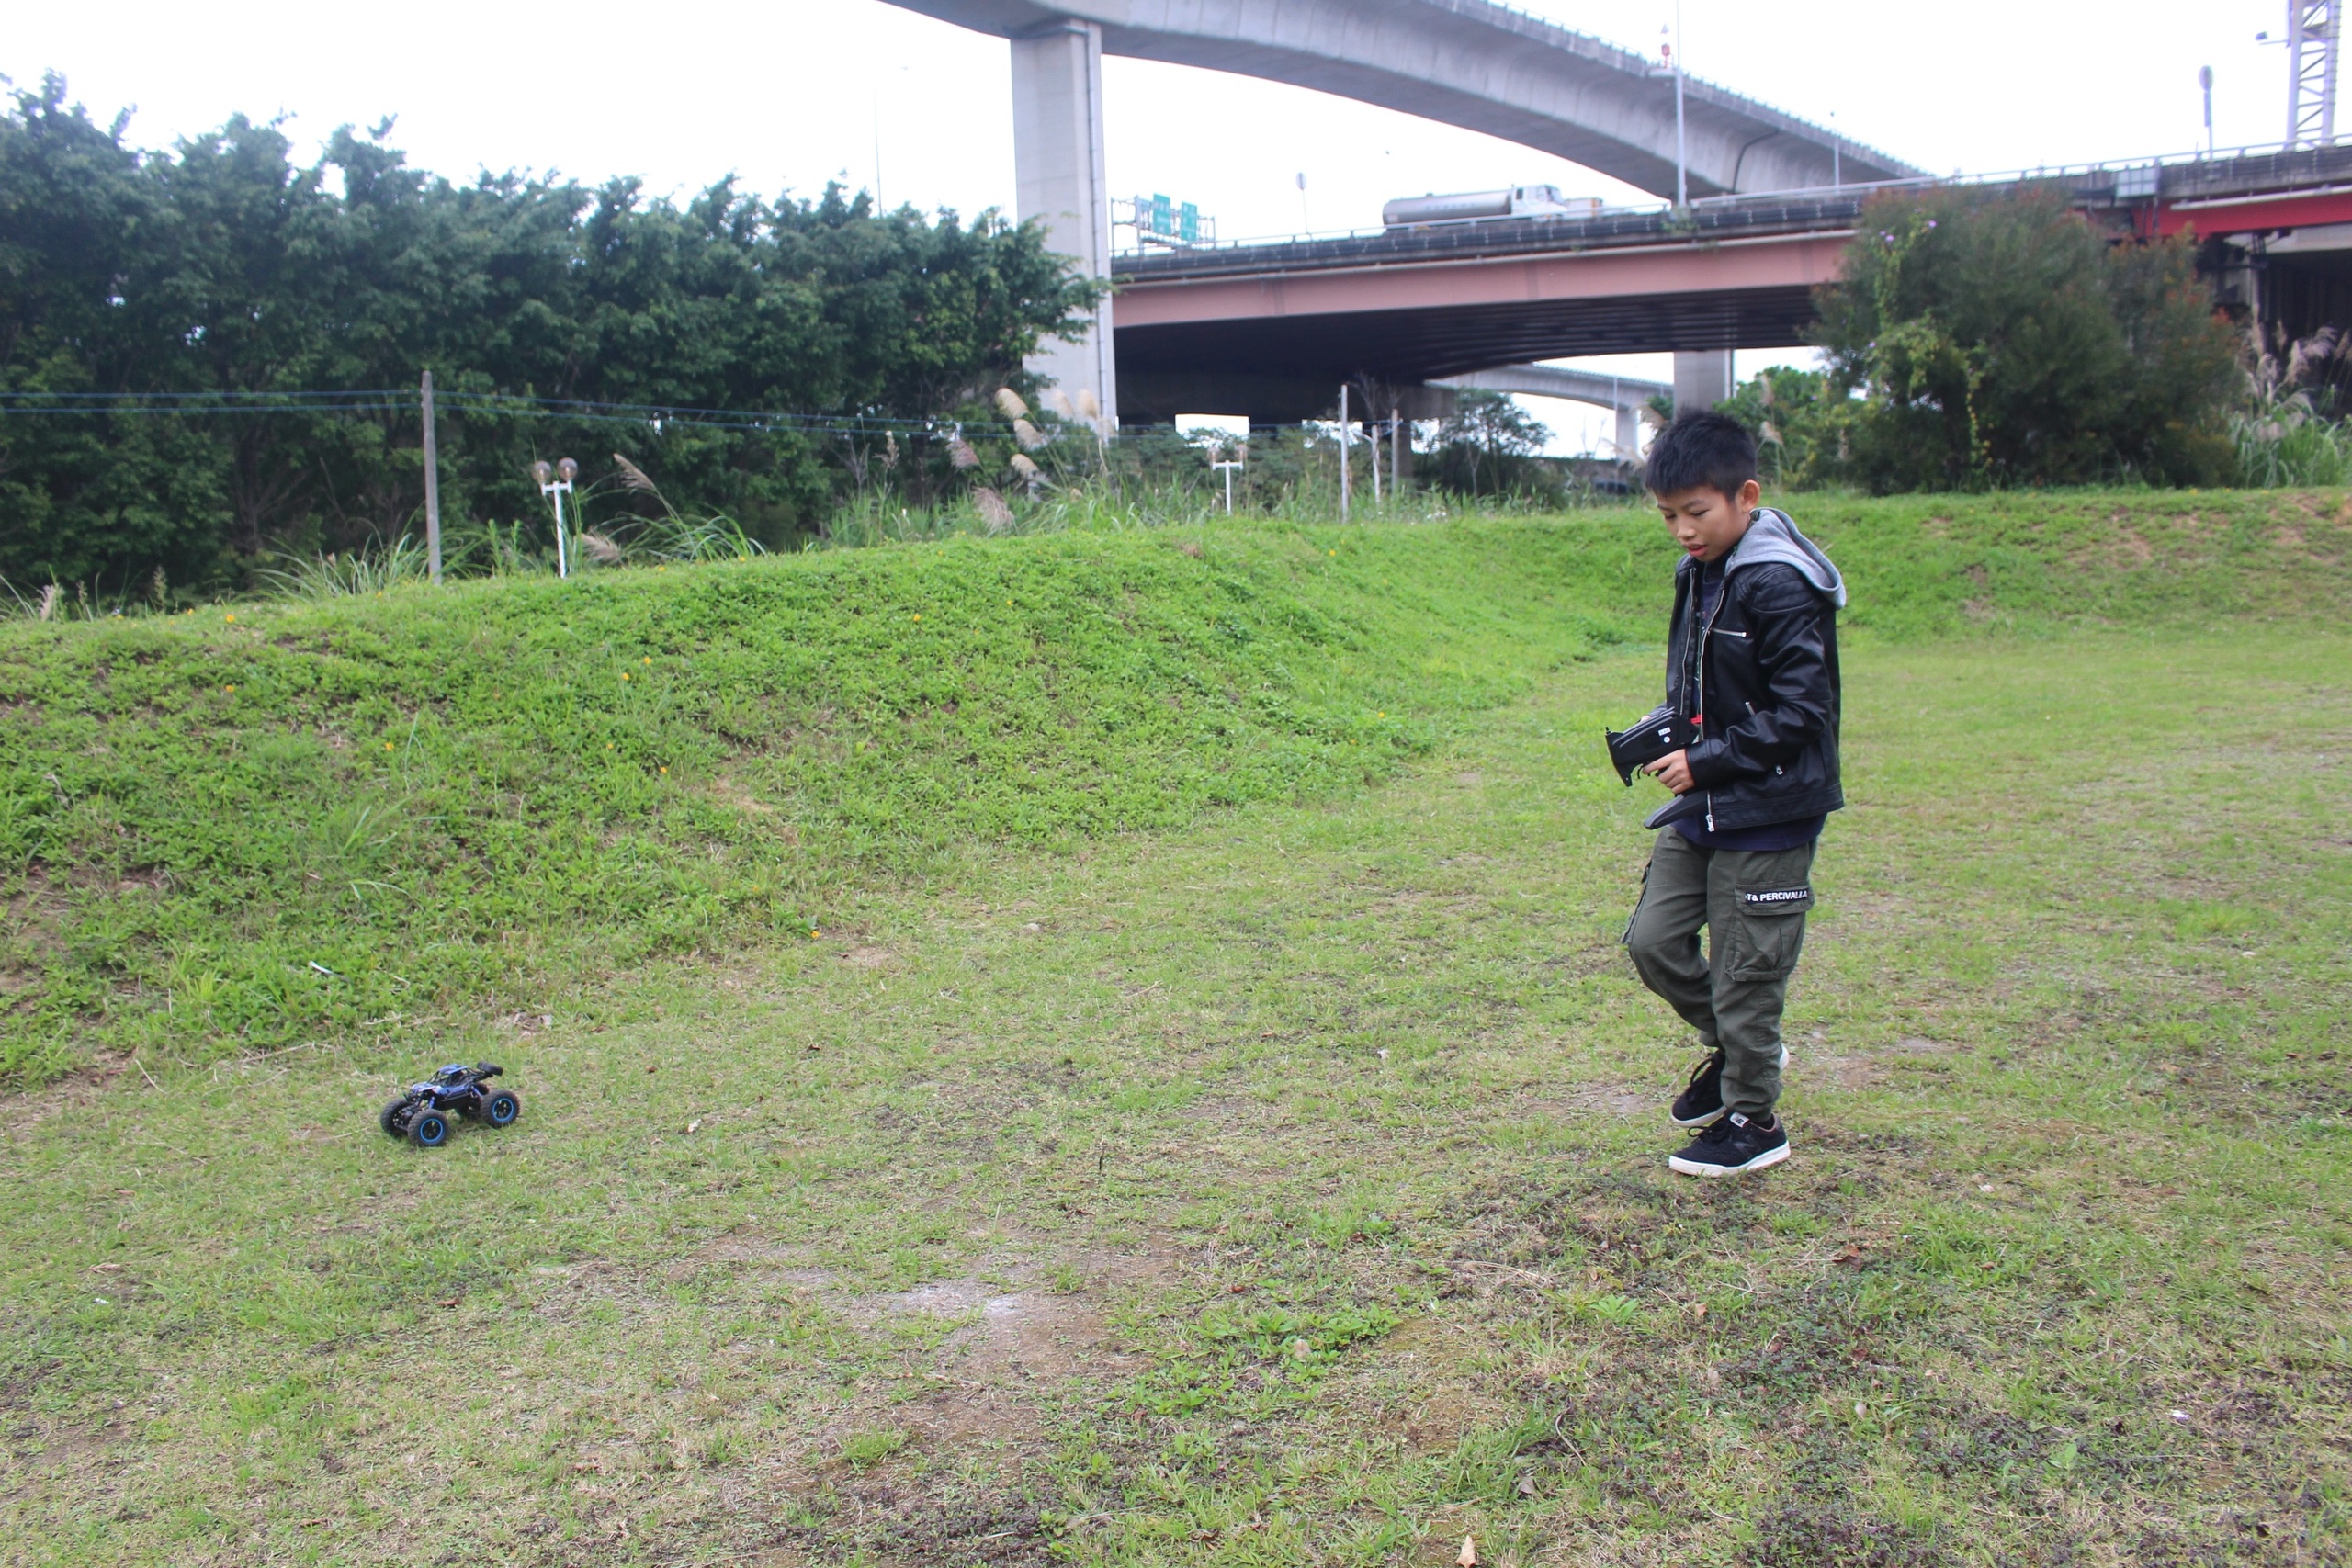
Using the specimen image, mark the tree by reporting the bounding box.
[1805,186,2240,491]
[1713,366,1841,489]
[1429,389,1554,496]
[0,76,1100,590]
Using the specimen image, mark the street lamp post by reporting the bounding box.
[533,457,579,579]
[1211,444,1245,514]
[1653,10,1688,209]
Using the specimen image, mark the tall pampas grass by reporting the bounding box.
[612,452,662,493]
[973,487,1014,532]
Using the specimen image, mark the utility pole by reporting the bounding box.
[1654,12,1689,207]
[1391,405,1403,497]
[420,370,442,585]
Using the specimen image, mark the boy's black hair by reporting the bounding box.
[1644,411,1758,498]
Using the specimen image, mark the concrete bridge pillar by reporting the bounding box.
[1671,350,1735,419]
[1671,351,1735,418]
[1011,19,1118,431]
[1615,404,1643,464]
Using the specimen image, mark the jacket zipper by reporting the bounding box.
[1692,565,1727,832]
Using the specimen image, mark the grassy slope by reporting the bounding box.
[0,522,1636,1084]
[5,487,2346,1086]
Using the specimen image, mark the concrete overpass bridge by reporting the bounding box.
[879,0,1917,426]
[1113,189,1856,423]
[1109,143,2352,424]
[879,3,2352,438]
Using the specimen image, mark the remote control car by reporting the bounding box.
[379,1062,522,1148]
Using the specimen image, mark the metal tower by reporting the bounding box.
[2290,0,2341,146]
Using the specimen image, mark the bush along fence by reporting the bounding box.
[0,379,1609,611]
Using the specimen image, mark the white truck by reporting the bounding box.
[1380,185,1603,228]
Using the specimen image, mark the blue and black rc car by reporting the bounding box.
[379,1062,522,1147]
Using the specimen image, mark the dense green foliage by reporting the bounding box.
[1750,187,2244,491]
[0,75,1093,590]
[4,489,2346,1085]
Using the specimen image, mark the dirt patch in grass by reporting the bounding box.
[861,1278,1123,1448]
[1518,1081,1658,1119]
[0,1053,132,1137]
[1805,1033,1962,1092]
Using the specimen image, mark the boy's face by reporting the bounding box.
[1654,479,1762,563]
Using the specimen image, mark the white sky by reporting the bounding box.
[6,0,2300,453]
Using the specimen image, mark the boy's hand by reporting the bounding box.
[1644,750,1695,795]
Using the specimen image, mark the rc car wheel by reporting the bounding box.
[483,1089,521,1128]
[379,1100,412,1139]
[407,1108,451,1148]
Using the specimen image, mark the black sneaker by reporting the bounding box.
[1668,1111,1791,1178]
[1671,1051,1727,1128]
[1669,1044,1791,1129]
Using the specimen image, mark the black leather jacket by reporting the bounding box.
[1662,554,1843,832]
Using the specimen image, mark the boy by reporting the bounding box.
[1622,412,1845,1178]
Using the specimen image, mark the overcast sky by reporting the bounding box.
[6,0,2301,451]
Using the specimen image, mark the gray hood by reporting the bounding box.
[1724,507,1846,609]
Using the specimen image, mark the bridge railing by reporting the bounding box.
[1109,138,2350,259]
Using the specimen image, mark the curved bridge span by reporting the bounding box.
[883,0,1914,201]
[878,0,1915,424]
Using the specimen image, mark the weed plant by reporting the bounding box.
[2231,392,2352,487]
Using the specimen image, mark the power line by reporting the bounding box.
[0,387,1027,437]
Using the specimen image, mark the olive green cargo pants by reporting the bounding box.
[1623,829,1816,1119]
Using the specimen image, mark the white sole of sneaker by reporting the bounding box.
[1668,1143,1791,1178]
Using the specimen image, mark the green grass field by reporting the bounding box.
[3,492,2349,1565]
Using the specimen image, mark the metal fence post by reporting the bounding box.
[1339,383,1351,524]
[421,370,443,585]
